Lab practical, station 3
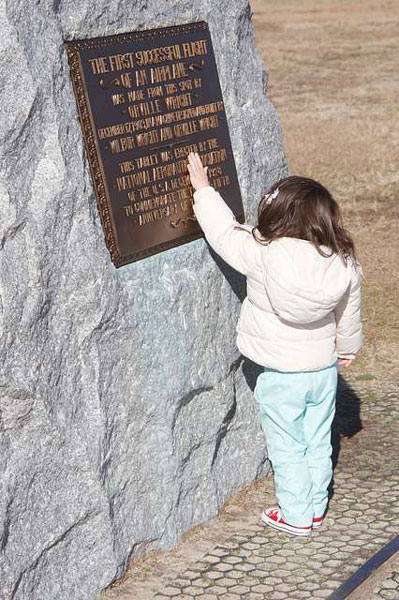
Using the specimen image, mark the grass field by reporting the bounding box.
[251,0,399,381]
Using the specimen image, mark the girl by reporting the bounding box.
[187,151,363,537]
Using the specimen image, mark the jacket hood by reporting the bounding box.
[263,237,352,325]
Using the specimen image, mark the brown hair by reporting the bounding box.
[253,175,356,262]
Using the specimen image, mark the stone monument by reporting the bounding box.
[0,1,287,598]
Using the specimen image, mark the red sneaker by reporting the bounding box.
[313,515,325,528]
[261,507,312,537]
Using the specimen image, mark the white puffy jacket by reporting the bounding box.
[193,185,363,372]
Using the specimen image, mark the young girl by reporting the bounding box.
[187,151,363,537]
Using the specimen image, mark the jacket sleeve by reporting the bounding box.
[334,263,364,359]
[192,185,262,276]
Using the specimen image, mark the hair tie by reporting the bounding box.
[263,187,279,205]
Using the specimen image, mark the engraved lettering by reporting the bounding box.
[65,24,244,266]
[135,69,148,86]
[135,44,182,66]
[111,93,125,105]
[108,52,135,71]
[138,204,178,226]
[89,57,110,74]
[150,63,189,84]
[165,92,193,110]
[181,40,208,58]
[116,170,151,191]
[127,99,162,118]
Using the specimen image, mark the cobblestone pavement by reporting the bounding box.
[374,571,399,599]
[103,377,399,600]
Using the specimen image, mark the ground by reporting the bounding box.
[99,1,399,598]
[100,377,399,599]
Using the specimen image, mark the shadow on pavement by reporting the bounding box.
[241,362,363,509]
[329,374,363,501]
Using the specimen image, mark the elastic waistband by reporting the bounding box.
[263,360,338,375]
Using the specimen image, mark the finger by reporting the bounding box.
[194,152,203,166]
[188,156,197,171]
[190,154,201,169]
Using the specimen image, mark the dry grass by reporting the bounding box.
[252,0,399,380]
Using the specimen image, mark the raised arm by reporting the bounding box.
[187,151,262,276]
[192,185,262,276]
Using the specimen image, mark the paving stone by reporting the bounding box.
[275,548,297,557]
[204,571,223,580]
[312,589,335,598]
[267,555,288,565]
[203,555,222,565]
[192,577,212,588]
[179,586,203,596]
[325,559,342,568]
[324,580,341,590]
[205,585,227,595]
[298,582,320,591]
[241,542,260,550]
[283,561,302,571]
[307,573,326,583]
[236,563,256,573]
[250,535,269,544]
[262,575,283,585]
[223,556,243,565]
[246,555,265,565]
[216,577,236,588]
[275,582,297,593]
[274,569,292,578]
[226,570,242,580]
[161,587,181,597]
[238,575,260,586]
[249,568,270,578]
[378,591,399,599]
[219,541,241,550]
[166,578,185,589]
[229,584,251,594]
[213,563,233,572]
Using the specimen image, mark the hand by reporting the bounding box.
[187,151,210,191]
[338,358,353,368]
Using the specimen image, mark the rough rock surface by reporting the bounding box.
[0,0,286,598]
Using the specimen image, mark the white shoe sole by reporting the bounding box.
[312,520,324,529]
[261,511,312,536]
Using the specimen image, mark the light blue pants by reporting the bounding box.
[254,362,338,527]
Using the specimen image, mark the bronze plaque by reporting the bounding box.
[65,21,244,267]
